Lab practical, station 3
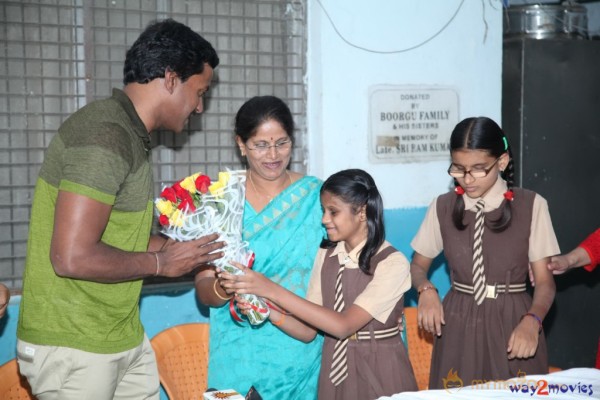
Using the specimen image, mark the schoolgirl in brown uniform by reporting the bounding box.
[222,169,417,399]
[410,117,559,389]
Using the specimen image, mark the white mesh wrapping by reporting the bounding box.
[156,170,269,325]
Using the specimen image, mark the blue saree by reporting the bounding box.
[208,175,325,399]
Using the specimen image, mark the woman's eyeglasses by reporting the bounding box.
[245,139,292,155]
[447,157,501,179]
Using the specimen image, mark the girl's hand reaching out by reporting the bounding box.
[233,294,253,316]
[218,261,276,300]
[233,294,284,323]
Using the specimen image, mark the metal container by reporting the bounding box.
[504,3,588,40]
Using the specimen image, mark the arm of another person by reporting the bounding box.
[547,248,590,274]
[220,262,373,341]
[50,190,225,282]
[195,267,236,307]
[234,296,319,343]
[411,252,445,337]
[507,257,555,359]
[548,228,600,274]
[0,283,9,318]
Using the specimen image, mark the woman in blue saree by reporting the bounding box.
[195,96,324,399]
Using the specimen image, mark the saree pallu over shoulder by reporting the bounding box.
[243,175,322,238]
[208,175,325,400]
[242,175,325,290]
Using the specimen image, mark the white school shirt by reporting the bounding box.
[411,177,560,262]
[306,239,411,324]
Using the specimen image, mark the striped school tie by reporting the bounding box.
[329,261,348,386]
[472,199,487,305]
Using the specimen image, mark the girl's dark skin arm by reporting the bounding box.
[236,299,318,343]
[410,252,445,336]
[507,257,555,359]
[219,262,373,340]
[412,251,553,360]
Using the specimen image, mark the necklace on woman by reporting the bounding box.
[248,170,292,203]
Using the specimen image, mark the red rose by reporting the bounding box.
[159,214,170,226]
[177,192,196,212]
[160,187,177,203]
[195,175,211,194]
[172,181,187,200]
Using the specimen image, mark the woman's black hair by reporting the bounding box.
[320,169,385,275]
[450,116,515,232]
[234,96,295,144]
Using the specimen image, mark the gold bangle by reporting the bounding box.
[213,279,232,301]
[270,313,285,327]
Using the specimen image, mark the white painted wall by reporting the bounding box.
[307,0,503,208]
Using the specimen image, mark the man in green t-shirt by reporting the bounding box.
[17,19,222,400]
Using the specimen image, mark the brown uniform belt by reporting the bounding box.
[453,281,527,299]
[348,326,400,341]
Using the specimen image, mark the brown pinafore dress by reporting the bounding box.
[428,188,548,389]
[318,244,418,400]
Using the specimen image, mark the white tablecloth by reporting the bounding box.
[378,368,600,399]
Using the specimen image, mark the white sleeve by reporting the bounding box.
[305,248,327,305]
[529,194,561,262]
[410,197,444,259]
[354,250,412,323]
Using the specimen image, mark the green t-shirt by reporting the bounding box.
[17,89,154,354]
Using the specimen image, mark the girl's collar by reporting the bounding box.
[462,176,508,212]
[329,239,367,265]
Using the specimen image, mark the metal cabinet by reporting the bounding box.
[502,37,600,368]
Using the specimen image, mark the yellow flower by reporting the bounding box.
[208,181,224,196]
[155,199,174,216]
[180,174,199,194]
[208,172,230,197]
[218,171,230,186]
[169,209,184,227]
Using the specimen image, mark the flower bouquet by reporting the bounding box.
[155,170,269,325]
